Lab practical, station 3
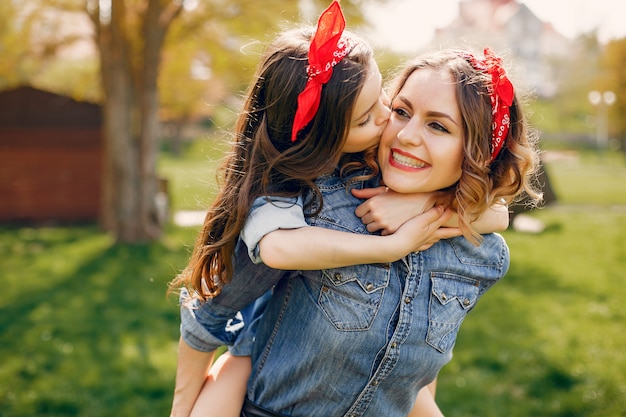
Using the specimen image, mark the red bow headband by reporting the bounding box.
[291,0,355,142]
[461,48,515,161]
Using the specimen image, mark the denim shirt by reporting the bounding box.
[180,168,510,417]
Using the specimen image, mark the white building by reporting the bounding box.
[430,0,571,97]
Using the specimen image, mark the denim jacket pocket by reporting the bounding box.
[318,264,390,331]
[426,273,480,353]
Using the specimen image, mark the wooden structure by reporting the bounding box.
[0,86,102,223]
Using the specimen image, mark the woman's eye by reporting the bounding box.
[392,107,409,118]
[429,122,450,133]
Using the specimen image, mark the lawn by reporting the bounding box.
[0,144,624,416]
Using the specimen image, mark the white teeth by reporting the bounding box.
[392,151,426,169]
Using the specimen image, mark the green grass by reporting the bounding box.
[0,225,198,416]
[437,151,626,417]
[158,137,229,211]
[438,207,626,416]
[0,147,624,416]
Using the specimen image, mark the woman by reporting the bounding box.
[174,47,540,417]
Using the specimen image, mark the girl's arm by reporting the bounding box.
[352,187,509,235]
[258,205,461,270]
[170,338,216,417]
[468,202,509,233]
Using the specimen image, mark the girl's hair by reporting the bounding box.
[388,50,542,243]
[171,27,376,298]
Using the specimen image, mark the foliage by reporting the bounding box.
[34,58,101,103]
[600,38,626,140]
[0,0,102,99]
[526,32,626,153]
[0,0,46,88]
[158,0,392,137]
[525,33,602,138]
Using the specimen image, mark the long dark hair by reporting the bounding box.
[170,27,375,298]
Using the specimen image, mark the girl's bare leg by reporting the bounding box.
[406,379,444,417]
[189,352,252,417]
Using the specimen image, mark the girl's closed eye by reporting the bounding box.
[357,114,371,127]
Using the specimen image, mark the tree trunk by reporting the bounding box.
[98,0,142,242]
[95,0,181,242]
[137,0,170,240]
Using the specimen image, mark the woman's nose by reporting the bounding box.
[397,119,423,146]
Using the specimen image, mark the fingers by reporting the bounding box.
[432,227,462,240]
[351,186,387,200]
[416,241,436,251]
[415,227,461,251]
[367,221,392,234]
[420,205,447,225]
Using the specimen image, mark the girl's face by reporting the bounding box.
[378,68,464,194]
[342,62,391,153]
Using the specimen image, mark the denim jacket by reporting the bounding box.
[180,168,509,417]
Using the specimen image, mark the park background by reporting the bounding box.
[1,0,625,416]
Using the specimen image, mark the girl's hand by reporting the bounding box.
[389,206,462,253]
[352,187,440,235]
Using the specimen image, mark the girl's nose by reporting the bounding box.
[376,105,391,126]
[375,92,391,126]
[381,90,391,108]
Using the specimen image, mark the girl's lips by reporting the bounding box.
[389,148,428,170]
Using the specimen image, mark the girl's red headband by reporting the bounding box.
[461,48,515,161]
[291,0,355,142]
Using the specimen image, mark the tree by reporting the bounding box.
[80,0,184,242]
[0,1,64,89]
[88,0,386,242]
[600,37,626,151]
[17,0,389,243]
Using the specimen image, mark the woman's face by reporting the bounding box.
[378,68,465,194]
[342,62,391,154]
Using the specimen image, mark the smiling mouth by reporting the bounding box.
[391,149,427,169]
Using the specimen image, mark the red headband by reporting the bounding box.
[461,48,514,161]
[291,0,355,142]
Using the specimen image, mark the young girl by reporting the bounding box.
[169,4,449,416]
[168,3,528,415]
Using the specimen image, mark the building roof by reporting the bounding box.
[0,86,101,128]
